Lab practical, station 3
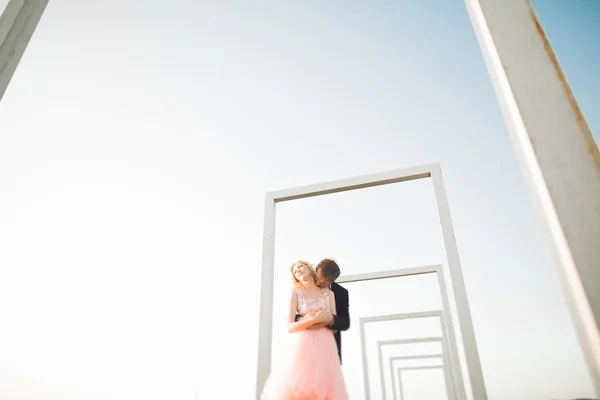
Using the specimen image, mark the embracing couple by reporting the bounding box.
[261,258,351,400]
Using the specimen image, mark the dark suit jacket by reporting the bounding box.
[329,282,350,363]
[295,282,351,364]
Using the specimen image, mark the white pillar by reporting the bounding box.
[465,0,600,394]
[255,194,276,399]
[432,167,486,400]
[0,0,49,101]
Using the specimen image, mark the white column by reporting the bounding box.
[0,0,49,101]
[255,194,276,399]
[465,0,600,393]
[431,166,487,400]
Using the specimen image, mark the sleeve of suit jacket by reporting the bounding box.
[330,285,350,331]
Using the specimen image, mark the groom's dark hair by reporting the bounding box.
[315,258,341,283]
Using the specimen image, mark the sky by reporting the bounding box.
[0,0,598,399]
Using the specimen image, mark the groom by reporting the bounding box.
[299,258,351,363]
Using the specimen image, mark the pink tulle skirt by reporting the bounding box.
[261,328,348,400]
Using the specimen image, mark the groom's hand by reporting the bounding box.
[307,311,334,329]
[308,321,330,330]
[297,313,314,321]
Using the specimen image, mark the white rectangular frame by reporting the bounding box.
[389,354,445,400]
[256,164,487,399]
[378,338,444,400]
[394,364,446,400]
[364,310,460,400]
[354,267,466,400]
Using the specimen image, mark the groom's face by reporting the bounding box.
[315,269,331,287]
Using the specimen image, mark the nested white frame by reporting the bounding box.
[379,337,444,400]
[379,337,445,399]
[394,364,446,400]
[256,164,487,400]
[389,354,445,400]
[364,310,461,400]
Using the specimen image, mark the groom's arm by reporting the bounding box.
[329,288,350,332]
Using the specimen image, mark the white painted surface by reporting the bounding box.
[0,0,48,101]
[465,0,600,392]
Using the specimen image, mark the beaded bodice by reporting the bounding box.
[295,287,330,315]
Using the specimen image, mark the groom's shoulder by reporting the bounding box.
[331,281,348,294]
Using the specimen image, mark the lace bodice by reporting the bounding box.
[295,287,330,315]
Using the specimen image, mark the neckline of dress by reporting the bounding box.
[299,287,327,300]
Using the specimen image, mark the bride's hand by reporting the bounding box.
[313,310,333,323]
[303,312,315,320]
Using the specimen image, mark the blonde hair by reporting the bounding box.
[290,260,317,289]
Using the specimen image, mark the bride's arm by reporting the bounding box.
[287,289,325,333]
[308,290,337,330]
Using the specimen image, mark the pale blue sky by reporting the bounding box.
[0,1,598,399]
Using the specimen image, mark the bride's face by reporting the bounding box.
[293,263,310,281]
